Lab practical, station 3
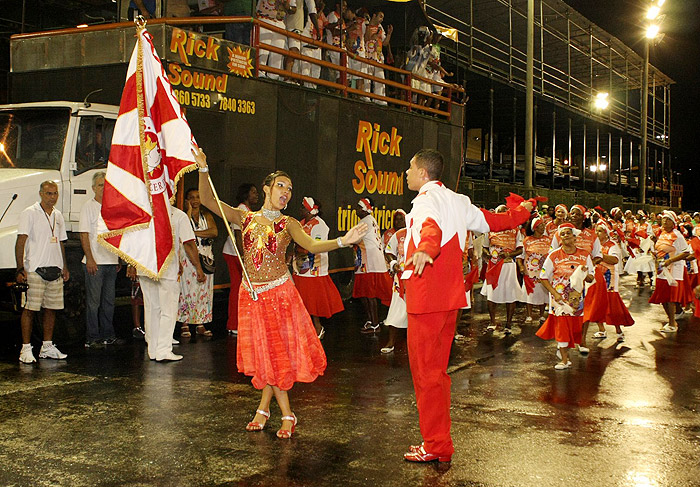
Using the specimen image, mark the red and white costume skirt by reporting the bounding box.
[480,261,524,304]
[583,269,609,323]
[536,315,583,347]
[649,277,684,304]
[237,277,327,391]
[293,275,344,318]
[353,271,393,306]
[522,281,549,305]
[384,291,408,329]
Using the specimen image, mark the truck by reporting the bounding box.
[1,20,465,335]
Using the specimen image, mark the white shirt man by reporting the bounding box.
[134,205,204,361]
[15,181,69,364]
[79,172,120,347]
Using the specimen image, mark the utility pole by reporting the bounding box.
[524,0,534,189]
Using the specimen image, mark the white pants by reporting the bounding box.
[140,277,180,360]
[301,46,322,88]
[258,20,286,80]
[366,64,386,103]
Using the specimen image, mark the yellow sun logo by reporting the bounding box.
[227,46,254,78]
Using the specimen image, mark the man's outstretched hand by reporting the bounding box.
[406,251,434,276]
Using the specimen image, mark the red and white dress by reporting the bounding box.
[553,227,606,322]
[237,211,326,391]
[591,240,634,326]
[624,221,655,274]
[536,248,594,347]
[480,228,524,303]
[352,214,393,305]
[293,216,344,318]
[519,234,553,305]
[383,228,408,329]
[649,228,689,304]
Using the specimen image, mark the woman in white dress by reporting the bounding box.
[177,188,218,338]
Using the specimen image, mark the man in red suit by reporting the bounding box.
[402,149,534,462]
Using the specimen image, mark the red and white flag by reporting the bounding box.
[99,26,197,279]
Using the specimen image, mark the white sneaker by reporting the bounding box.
[616,333,625,342]
[661,324,678,333]
[524,316,533,323]
[19,346,36,364]
[156,352,183,362]
[539,316,547,323]
[675,310,685,320]
[38,343,67,360]
[577,345,590,355]
[593,331,607,339]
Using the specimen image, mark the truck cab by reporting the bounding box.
[0,101,118,288]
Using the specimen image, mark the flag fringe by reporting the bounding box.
[96,225,176,281]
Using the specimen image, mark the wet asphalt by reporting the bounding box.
[1,274,699,487]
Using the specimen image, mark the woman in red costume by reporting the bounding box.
[517,217,552,323]
[195,148,366,438]
[649,211,690,333]
[536,224,594,370]
[292,197,345,340]
[590,221,634,342]
[552,205,602,354]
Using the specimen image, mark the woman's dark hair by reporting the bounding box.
[185,187,198,199]
[263,170,292,189]
[236,183,256,205]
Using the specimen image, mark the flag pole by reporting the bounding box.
[205,174,258,301]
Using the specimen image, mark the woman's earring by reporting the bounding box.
[284,203,288,210]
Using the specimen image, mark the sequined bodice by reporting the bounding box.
[241,211,293,282]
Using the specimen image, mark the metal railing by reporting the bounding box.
[11,16,465,121]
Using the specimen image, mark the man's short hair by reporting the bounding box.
[92,171,106,186]
[413,149,444,180]
[40,180,58,192]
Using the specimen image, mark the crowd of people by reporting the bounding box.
[15,148,700,462]
[127,0,459,108]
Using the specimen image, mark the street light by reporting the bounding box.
[594,92,610,110]
[639,1,665,205]
[646,24,660,38]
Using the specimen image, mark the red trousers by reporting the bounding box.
[224,254,243,332]
[407,310,457,456]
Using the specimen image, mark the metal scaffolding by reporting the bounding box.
[426,0,675,204]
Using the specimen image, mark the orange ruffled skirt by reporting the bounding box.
[352,272,393,306]
[237,279,327,391]
[293,275,344,318]
[536,315,583,347]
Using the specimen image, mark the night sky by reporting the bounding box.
[566,0,700,209]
